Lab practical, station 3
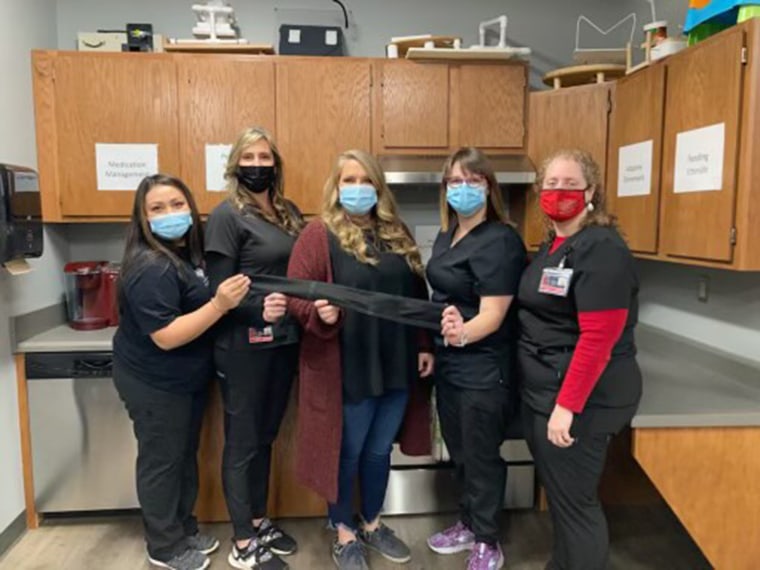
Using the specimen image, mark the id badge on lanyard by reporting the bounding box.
[538,255,574,297]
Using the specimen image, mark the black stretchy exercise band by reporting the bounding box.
[248,274,445,331]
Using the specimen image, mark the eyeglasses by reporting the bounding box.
[445,176,487,189]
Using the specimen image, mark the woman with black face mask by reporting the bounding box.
[205,127,306,570]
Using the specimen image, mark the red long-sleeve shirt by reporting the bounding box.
[549,236,629,413]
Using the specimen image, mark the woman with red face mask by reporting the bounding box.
[517,149,642,570]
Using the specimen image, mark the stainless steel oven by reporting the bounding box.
[384,400,535,515]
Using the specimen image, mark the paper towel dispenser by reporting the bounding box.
[0,164,43,263]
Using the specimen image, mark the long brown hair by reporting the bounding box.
[535,149,617,239]
[321,149,424,276]
[119,174,204,303]
[439,147,509,231]
[225,126,305,236]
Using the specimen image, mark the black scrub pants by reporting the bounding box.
[435,381,512,545]
[216,344,298,540]
[522,403,636,570]
[114,363,207,562]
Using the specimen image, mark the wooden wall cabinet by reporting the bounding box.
[660,27,744,265]
[523,83,613,249]
[606,64,665,255]
[373,60,528,155]
[276,58,372,215]
[606,19,760,270]
[33,53,528,220]
[177,57,276,215]
[33,52,180,220]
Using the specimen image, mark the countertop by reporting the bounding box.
[632,325,760,428]
[15,325,116,353]
[13,322,760,428]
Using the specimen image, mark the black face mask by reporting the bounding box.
[236,165,275,194]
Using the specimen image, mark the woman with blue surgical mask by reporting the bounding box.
[425,148,526,570]
[269,149,434,570]
[113,174,250,570]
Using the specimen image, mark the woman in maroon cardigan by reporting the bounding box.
[283,149,434,570]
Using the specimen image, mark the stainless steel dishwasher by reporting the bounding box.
[26,351,139,512]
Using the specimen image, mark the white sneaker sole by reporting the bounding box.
[148,555,210,570]
[426,538,475,555]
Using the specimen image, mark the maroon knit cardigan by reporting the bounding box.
[286,219,433,503]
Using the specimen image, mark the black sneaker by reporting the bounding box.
[148,547,210,570]
[228,539,288,570]
[332,540,369,570]
[255,518,298,556]
[186,531,220,555]
[359,522,411,563]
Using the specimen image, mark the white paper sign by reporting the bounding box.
[205,144,232,192]
[673,123,725,193]
[95,143,158,191]
[617,140,653,197]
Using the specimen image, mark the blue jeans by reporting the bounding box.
[328,389,410,530]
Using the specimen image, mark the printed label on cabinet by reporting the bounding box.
[618,140,653,197]
[95,143,158,191]
[673,123,725,193]
[206,144,232,192]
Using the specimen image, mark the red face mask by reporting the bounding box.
[539,189,587,221]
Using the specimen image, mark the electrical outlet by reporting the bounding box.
[697,276,709,303]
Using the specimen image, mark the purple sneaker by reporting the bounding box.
[426,521,476,554]
[466,542,504,570]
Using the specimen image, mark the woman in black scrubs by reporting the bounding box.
[204,127,305,570]
[114,174,250,570]
[426,147,526,570]
[517,149,642,570]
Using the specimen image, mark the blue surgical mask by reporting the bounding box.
[339,184,378,215]
[149,211,193,240]
[446,184,486,217]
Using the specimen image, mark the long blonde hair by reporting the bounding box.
[321,149,424,276]
[224,126,305,236]
[535,149,617,239]
[439,147,509,232]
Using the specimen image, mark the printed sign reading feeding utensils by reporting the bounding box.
[95,143,158,191]
[673,123,725,194]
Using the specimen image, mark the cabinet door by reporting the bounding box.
[606,65,665,254]
[54,53,179,217]
[525,84,612,248]
[660,28,744,262]
[374,61,449,151]
[277,60,371,214]
[453,63,527,150]
[178,58,276,215]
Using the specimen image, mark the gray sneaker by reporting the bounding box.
[186,532,220,555]
[359,523,411,563]
[332,540,369,570]
[148,547,210,570]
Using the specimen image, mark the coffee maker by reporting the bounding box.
[63,261,120,330]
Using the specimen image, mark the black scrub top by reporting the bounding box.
[205,200,301,351]
[426,220,527,390]
[517,225,642,418]
[113,251,213,393]
[328,231,419,404]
